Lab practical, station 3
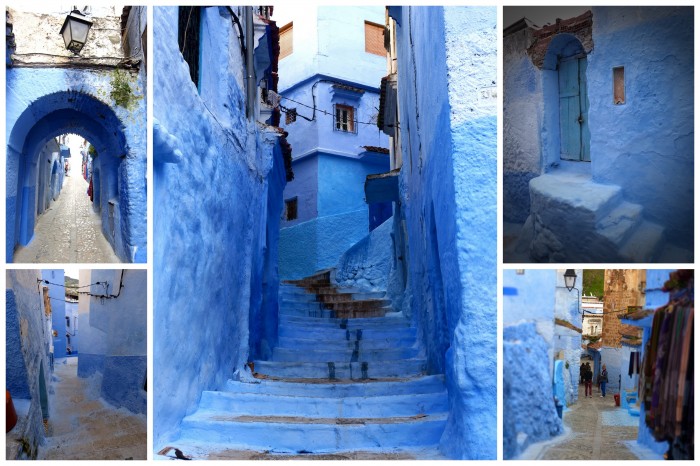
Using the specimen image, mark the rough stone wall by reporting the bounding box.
[602,269,645,348]
[333,215,393,290]
[153,7,282,447]
[391,6,497,459]
[503,26,542,223]
[6,269,53,459]
[588,7,694,250]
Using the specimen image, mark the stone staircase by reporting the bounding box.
[524,173,692,262]
[172,270,448,457]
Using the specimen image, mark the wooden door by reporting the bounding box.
[558,56,589,161]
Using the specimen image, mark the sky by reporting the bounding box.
[64,267,80,281]
[504,6,591,29]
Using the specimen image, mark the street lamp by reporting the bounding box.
[564,269,577,292]
[60,9,93,54]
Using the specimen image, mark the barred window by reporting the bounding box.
[334,104,356,133]
[284,198,298,221]
[286,108,297,125]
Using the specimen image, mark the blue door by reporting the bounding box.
[559,55,590,161]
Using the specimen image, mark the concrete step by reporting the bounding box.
[224,375,446,397]
[271,346,421,362]
[619,220,665,262]
[197,390,447,418]
[596,201,643,247]
[179,412,448,453]
[279,307,394,319]
[279,314,412,329]
[280,291,387,303]
[251,359,427,379]
[278,326,417,340]
[278,335,418,351]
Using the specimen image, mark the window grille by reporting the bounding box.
[286,108,297,125]
[334,104,357,134]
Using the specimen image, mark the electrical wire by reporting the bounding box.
[279,95,389,128]
[38,279,102,289]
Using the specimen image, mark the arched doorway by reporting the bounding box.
[6,90,144,262]
[542,34,590,166]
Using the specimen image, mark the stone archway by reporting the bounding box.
[6,88,145,262]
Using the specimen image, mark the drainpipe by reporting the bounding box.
[244,6,255,119]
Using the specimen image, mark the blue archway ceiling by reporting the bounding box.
[9,90,127,159]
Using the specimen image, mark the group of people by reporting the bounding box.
[580,362,609,398]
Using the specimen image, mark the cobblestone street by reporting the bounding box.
[13,173,121,263]
[520,385,662,460]
[37,358,146,460]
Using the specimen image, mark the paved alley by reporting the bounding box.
[520,385,656,460]
[37,358,146,460]
[13,173,121,263]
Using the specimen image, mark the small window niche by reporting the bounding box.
[284,197,298,221]
[613,66,625,105]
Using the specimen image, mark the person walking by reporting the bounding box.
[600,364,609,397]
[583,362,593,397]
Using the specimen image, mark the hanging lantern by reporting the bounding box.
[60,9,93,54]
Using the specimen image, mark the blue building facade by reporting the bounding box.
[153,6,289,447]
[275,6,391,279]
[504,7,693,263]
[5,7,147,263]
[43,270,66,360]
[77,269,146,414]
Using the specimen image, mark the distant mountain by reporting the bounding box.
[65,276,79,299]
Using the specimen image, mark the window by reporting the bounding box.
[65,316,70,328]
[284,198,298,221]
[334,104,356,133]
[285,108,297,125]
[613,66,625,105]
[280,22,293,59]
[178,6,201,87]
[364,21,385,56]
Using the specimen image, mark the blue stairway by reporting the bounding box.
[173,270,449,457]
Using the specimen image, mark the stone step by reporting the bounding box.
[657,244,693,263]
[596,201,643,247]
[197,390,447,418]
[619,220,665,262]
[279,307,393,319]
[179,412,448,453]
[277,335,418,351]
[279,314,412,329]
[280,291,387,303]
[251,359,427,379]
[278,326,417,340]
[271,346,421,362]
[224,375,446,397]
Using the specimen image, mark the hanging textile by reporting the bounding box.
[639,270,693,460]
[628,351,641,377]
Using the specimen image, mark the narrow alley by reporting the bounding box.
[520,385,659,460]
[36,358,146,460]
[13,173,121,264]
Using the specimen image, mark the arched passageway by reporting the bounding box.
[6,90,145,262]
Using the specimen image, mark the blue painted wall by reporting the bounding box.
[276,6,390,279]
[153,6,286,448]
[43,270,66,359]
[503,269,563,459]
[389,6,497,459]
[77,270,146,415]
[587,7,693,250]
[6,270,54,456]
[65,301,78,355]
[6,65,147,263]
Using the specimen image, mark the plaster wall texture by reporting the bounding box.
[503,27,543,223]
[280,156,318,226]
[275,6,386,91]
[333,215,393,290]
[6,270,53,456]
[390,6,497,459]
[153,7,284,447]
[78,269,146,414]
[587,7,693,249]
[6,66,147,263]
[552,269,582,404]
[43,270,66,359]
[35,140,64,218]
[77,270,107,378]
[598,345,628,393]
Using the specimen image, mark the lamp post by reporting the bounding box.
[60,9,93,54]
[563,269,583,323]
